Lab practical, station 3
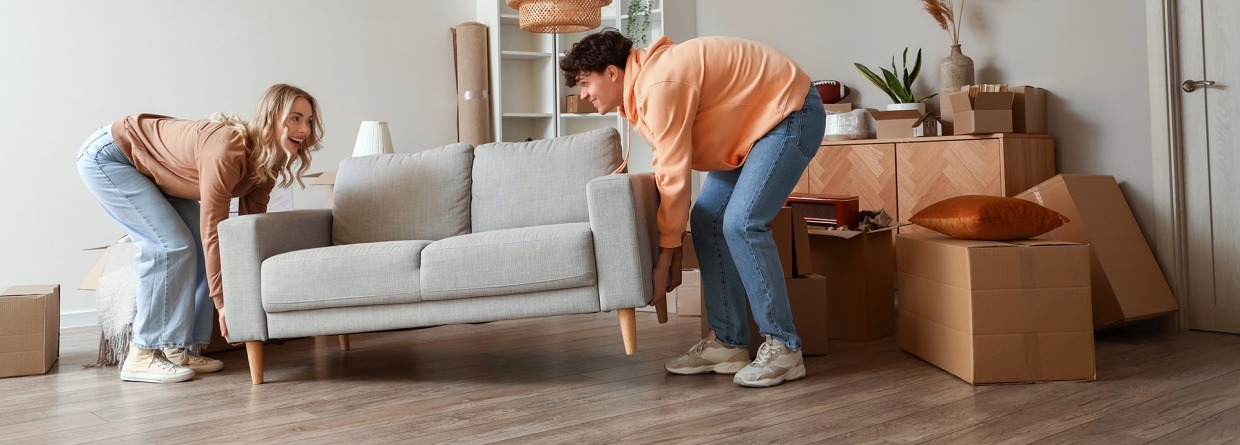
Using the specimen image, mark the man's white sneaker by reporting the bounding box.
[163,348,224,373]
[733,336,805,387]
[665,332,751,375]
[120,346,195,383]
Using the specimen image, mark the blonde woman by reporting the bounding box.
[76,84,324,383]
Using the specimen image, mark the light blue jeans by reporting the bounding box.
[77,127,213,349]
[692,86,825,350]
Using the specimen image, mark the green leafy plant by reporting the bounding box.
[854,48,938,104]
[624,0,652,47]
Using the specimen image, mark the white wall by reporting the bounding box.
[0,1,475,325]
[1,0,1162,326]
[697,0,1156,236]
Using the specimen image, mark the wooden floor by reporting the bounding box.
[3,312,1240,444]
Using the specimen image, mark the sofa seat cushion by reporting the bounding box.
[261,240,432,313]
[420,222,597,301]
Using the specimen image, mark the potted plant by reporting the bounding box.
[855,48,938,112]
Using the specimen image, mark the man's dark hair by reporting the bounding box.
[560,28,633,87]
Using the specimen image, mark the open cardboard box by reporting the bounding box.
[1016,174,1179,329]
[896,232,1095,384]
[947,91,1014,134]
[868,109,923,139]
[0,285,60,378]
[807,224,901,341]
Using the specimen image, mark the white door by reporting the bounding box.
[1180,0,1240,332]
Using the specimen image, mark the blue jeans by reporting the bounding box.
[77,127,213,349]
[692,86,825,350]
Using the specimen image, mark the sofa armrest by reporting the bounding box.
[218,209,333,341]
[587,173,659,311]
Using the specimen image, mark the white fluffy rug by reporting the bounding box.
[93,236,138,367]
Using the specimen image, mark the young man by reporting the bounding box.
[560,30,825,387]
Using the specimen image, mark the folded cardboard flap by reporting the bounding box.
[0,285,60,378]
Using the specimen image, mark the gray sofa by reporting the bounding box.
[219,128,660,384]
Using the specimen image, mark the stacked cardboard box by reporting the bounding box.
[897,233,1095,384]
[698,207,829,355]
[1016,174,1179,328]
[1,285,60,378]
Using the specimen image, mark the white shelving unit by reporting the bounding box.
[477,1,697,179]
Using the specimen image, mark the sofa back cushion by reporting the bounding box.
[471,128,621,232]
[333,143,473,245]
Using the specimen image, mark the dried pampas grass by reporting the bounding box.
[922,0,964,45]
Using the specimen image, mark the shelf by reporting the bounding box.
[501,50,554,60]
[500,13,519,25]
[560,112,619,118]
[502,112,554,118]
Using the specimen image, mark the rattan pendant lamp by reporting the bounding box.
[505,0,613,33]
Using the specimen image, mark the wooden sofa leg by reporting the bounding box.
[338,334,351,351]
[245,341,264,385]
[619,308,637,355]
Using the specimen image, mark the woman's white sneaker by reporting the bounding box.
[733,336,805,387]
[163,348,224,373]
[120,346,195,383]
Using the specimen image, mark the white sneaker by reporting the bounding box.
[734,336,805,388]
[163,348,224,373]
[665,332,751,375]
[120,346,195,383]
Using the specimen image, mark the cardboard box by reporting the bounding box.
[808,226,896,341]
[749,274,829,356]
[1015,174,1179,329]
[1,285,60,378]
[681,232,698,269]
[700,274,829,356]
[824,103,853,113]
[768,207,814,278]
[947,91,1014,134]
[675,269,702,317]
[565,95,596,114]
[1012,86,1048,134]
[869,109,923,139]
[896,233,1095,384]
[310,171,336,207]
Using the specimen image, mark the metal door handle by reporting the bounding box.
[1182,79,1216,92]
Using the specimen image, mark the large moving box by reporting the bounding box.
[1016,174,1179,329]
[1,285,60,378]
[897,233,1095,384]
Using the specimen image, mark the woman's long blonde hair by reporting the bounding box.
[213,83,324,188]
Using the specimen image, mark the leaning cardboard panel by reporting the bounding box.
[896,234,1094,384]
[0,285,60,378]
[1016,174,1179,329]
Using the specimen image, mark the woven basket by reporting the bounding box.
[505,0,613,33]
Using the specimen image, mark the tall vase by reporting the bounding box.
[939,44,975,96]
[938,44,975,135]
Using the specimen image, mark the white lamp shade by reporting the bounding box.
[352,121,394,157]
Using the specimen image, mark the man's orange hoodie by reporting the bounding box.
[620,36,810,248]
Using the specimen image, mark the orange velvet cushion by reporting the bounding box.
[909,195,1070,241]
